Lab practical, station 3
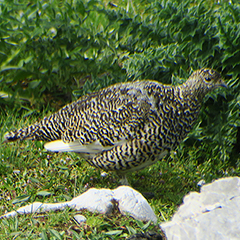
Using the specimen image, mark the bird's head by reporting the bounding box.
[198,68,227,89]
[183,68,228,98]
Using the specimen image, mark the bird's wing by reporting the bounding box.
[44,138,127,154]
[58,82,152,149]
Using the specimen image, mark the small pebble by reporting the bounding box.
[101,172,108,177]
[197,179,206,187]
[60,159,66,164]
[74,214,87,224]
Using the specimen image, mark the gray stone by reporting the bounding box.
[74,214,87,224]
[1,186,157,223]
[197,179,206,187]
[114,186,157,223]
[68,188,114,215]
[160,177,240,240]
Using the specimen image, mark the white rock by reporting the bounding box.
[40,202,69,212]
[2,202,43,218]
[68,188,114,214]
[0,186,157,223]
[114,186,157,223]
[160,177,240,240]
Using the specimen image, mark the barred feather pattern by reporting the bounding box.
[4,68,226,173]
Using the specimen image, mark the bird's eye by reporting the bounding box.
[209,69,214,75]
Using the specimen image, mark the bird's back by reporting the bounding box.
[4,80,161,144]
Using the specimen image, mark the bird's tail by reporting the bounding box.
[4,124,40,142]
[4,115,62,142]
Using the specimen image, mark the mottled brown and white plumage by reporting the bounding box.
[4,68,227,181]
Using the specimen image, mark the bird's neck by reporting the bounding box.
[179,79,205,102]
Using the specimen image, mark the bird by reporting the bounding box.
[4,68,227,184]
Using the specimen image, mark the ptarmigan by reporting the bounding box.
[4,68,227,183]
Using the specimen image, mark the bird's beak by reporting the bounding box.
[218,79,228,88]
